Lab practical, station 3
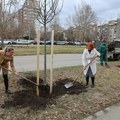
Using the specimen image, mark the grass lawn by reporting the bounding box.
[0,61,120,120]
[7,45,85,56]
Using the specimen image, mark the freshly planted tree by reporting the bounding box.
[32,0,63,85]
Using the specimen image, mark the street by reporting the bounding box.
[14,54,83,72]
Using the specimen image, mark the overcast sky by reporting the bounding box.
[60,0,120,27]
[19,0,120,27]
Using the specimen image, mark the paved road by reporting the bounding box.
[14,54,83,72]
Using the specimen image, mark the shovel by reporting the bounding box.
[0,66,38,86]
[64,54,98,89]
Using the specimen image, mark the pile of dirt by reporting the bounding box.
[2,77,87,109]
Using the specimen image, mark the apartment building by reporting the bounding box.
[116,19,120,40]
[108,20,117,42]
[98,19,120,42]
[97,24,108,41]
[18,0,39,39]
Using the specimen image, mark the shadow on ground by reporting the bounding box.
[116,65,120,68]
[2,76,87,110]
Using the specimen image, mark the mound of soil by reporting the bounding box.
[3,77,87,110]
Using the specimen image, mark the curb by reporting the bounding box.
[83,107,111,120]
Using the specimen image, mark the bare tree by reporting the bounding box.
[0,0,19,45]
[32,0,63,85]
[49,15,64,40]
[66,15,74,28]
[65,27,75,41]
[72,0,97,41]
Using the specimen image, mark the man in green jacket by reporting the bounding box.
[99,40,108,66]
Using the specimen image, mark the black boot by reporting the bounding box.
[3,74,12,94]
[105,63,110,68]
[91,77,95,88]
[85,76,89,87]
[3,74,8,91]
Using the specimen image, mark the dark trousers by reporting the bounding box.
[86,76,95,85]
[100,54,107,65]
[3,73,9,91]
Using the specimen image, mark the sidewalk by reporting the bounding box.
[83,102,120,120]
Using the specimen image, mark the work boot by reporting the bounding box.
[105,63,110,68]
[100,63,103,66]
[91,84,95,88]
[91,77,95,88]
[5,90,12,94]
[85,83,89,88]
[85,77,89,88]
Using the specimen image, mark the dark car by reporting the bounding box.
[65,41,76,45]
[46,41,57,45]
[33,40,44,45]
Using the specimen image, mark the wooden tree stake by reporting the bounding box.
[36,29,40,96]
[50,30,54,94]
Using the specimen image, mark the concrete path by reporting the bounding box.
[83,103,120,120]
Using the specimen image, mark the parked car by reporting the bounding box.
[33,40,57,45]
[80,41,86,45]
[65,41,76,45]
[46,41,57,45]
[74,41,81,46]
[12,39,34,45]
[33,40,44,45]
[55,41,68,45]
[0,39,13,45]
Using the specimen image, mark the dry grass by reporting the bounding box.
[0,61,120,120]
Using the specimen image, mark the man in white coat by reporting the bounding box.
[82,42,100,88]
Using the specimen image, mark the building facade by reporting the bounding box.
[17,0,39,39]
[97,19,120,42]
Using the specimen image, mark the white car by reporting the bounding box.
[12,39,34,45]
[0,39,13,45]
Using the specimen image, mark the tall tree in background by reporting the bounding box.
[32,0,63,85]
[0,0,19,46]
[65,16,76,41]
[50,15,64,41]
[72,0,97,41]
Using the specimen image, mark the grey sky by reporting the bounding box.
[19,0,120,27]
[60,0,120,26]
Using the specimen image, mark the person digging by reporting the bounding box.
[82,42,100,88]
[0,47,17,94]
